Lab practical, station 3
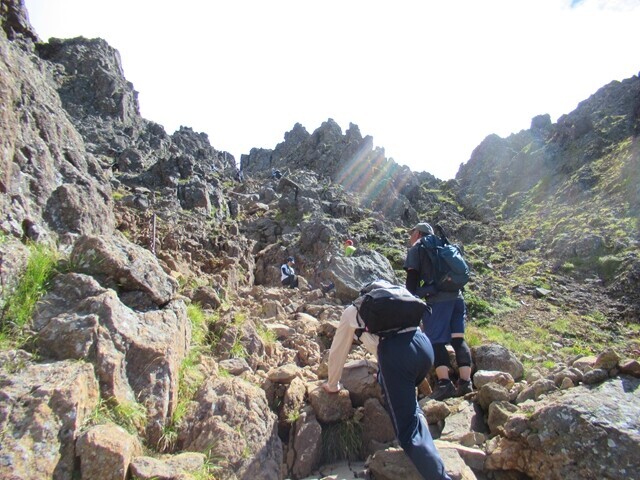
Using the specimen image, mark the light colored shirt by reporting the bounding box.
[281,263,294,281]
[344,245,356,257]
[326,305,378,391]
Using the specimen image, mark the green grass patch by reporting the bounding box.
[464,326,484,348]
[158,346,207,452]
[464,291,496,323]
[187,303,208,345]
[321,418,363,463]
[1,242,59,345]
[597,255,624,282]
[229,338,248,359]
[473,325,547,358]
[562,341,595,357]
[191,456,222,480]
[550,317,572,335]
[256,322,276,346]
[515,260,541,278]
[86,397,147,436]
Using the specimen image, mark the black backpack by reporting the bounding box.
[353,280,429,336]
[419,225,470,292]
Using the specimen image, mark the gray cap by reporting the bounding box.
[411,222,434,235]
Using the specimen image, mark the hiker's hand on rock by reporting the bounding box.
[322,382,341,393]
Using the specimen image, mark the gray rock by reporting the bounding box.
[71,234,178,307]
[487,376,640,480]
[473,344,525,381]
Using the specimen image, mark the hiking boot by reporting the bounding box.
[429,380,456,401]
[456,379,473,397]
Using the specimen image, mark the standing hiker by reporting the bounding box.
[404,222,473,401]
[280,256,298,288]
[323,282,452,480]
[344,239,356,257]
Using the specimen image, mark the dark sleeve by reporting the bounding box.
[404,244,422,271]
[406,269,420,295]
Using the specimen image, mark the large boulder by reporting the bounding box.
[76,424,143,480]
[70,234,178,308]
[0,352,99,480]
[473,344,525,381]
[486,376,640,479]
[177,376,282,480]
[32,272,191,445]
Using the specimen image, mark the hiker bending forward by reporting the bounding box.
[323,305,451,480]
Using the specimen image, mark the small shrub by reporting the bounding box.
[597,255,624,282]
[286,410,300,424]
[560,262,575,273]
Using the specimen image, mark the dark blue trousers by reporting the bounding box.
[378,330,451,480]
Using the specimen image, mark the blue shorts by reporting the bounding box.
[422,298,466,344]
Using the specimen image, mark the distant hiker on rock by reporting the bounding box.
[235,168,244,183]
[280,256,298,288]
[323,281,452,480]
[344,239,356,257]
[404,222,473,401]
[271,168,282,180]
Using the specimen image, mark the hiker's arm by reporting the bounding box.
[406,269,419,295]
[407,268,437,298]
[324,306,358,392]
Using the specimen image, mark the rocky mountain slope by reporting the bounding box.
[0,1,639,479]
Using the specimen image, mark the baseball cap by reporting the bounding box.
[410,222,434,235]
[287,256,295,263]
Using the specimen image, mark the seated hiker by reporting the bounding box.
[280,256,298,288]
[271,168,282,180]
[323,281,452,480]
[344,239,356,257]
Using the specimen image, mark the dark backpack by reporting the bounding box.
[353,280,429,336]
[419,225,470,292]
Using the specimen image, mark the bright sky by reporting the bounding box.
[23,0,640,180]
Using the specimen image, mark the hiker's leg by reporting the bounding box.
[450,298,471,381]
[378,331,451,480]
[424,301,455,381]
[433,343,451,380]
